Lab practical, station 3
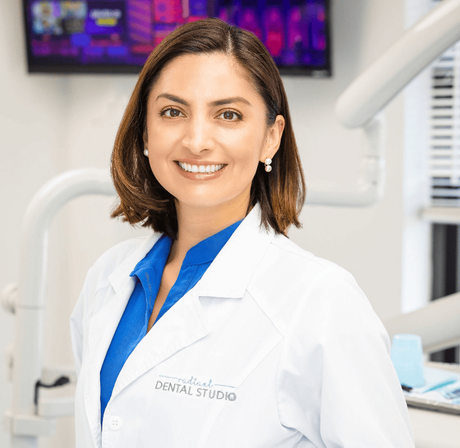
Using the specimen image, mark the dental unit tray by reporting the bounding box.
[403,366,460,416]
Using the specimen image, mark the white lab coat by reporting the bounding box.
[70,204,415,448]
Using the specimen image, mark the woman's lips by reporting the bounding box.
[177,161,226,174]
[174,161,227,180]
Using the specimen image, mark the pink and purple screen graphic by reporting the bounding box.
[25,0,329,73]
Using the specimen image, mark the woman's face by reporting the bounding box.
[144,52,284,213]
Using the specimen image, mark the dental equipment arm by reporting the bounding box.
[307,0,460,206]
[383,292,460,355]
[5,169,114,447]
[335,0,460,129]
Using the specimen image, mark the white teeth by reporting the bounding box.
[178,162,225,174]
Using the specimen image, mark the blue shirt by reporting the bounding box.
[99,220,242,423]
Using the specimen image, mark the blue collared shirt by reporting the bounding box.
[99,220,242,423]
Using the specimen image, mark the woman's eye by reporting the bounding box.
[219,111,242,121]
[162,108,183,118]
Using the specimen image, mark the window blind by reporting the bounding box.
[429,0,460,206]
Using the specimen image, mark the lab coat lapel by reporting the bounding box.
[198,203,275,299]
[111,288,211,399]
[84,233,161,445]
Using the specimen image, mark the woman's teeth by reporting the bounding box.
[178,162,225,173]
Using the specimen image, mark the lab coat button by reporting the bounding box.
[108,415,123,430]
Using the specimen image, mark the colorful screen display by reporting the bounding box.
[23,0,331,76]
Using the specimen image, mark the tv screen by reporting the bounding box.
[22,0,331,76]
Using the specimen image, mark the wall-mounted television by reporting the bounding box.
[22,0,331,76]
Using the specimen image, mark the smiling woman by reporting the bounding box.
[70,18,415,448]
[110,18,304,238]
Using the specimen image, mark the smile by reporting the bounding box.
[177,162,226,173]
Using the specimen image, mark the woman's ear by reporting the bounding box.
[260,115,285,163]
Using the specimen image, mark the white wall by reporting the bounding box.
[0,0,430,447]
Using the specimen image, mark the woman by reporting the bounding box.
[70,18,414,448]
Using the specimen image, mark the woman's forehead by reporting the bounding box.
[150,53,260,104]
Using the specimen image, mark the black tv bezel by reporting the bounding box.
[22,0,332,77]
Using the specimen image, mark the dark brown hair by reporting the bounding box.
[110,18,305,238]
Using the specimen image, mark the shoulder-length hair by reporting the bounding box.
[110,18,305,238]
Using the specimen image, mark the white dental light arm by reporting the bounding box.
[307,0,460,207]
[6,169,115,447]
[336,0,460,129]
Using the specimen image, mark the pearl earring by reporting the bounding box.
[143,148,149,156]
[264,158,272,172]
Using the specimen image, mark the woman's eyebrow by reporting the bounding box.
[155,93,252,107]
[210,97,252,107]
[156,93,189,105]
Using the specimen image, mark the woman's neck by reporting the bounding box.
[168,195,250,265]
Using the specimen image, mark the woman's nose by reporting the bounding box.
[182,116,214,154]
